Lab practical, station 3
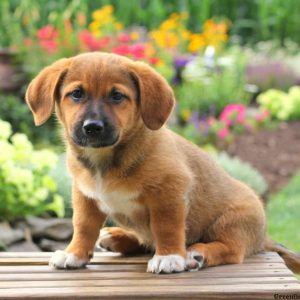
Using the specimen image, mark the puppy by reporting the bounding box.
[26,52,300,273]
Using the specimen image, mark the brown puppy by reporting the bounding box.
[26,52,300,273]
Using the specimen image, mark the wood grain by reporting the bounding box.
[0,252,299,299]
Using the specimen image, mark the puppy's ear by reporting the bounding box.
[25,58,70,126]
[130,62,175,130]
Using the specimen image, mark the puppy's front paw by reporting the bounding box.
[49,250,88,269]
[147,255,185,274]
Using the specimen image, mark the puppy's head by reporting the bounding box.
[26,52,175,148]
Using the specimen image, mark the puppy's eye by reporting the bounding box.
[111,91,125,104]
[70,89,84,102]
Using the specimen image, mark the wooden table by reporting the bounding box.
[0,251,299,299]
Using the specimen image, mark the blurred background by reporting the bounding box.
[0,0,299,269]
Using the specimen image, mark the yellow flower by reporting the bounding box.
[92,5,114,21]
[89,21,100,32]
[182,29,191,40]
[130,31,140,41]
[188,33,206,52]
[202,19,229,47]
[103,4,114,14]
[181,109,191,121]
[160,19,177,31]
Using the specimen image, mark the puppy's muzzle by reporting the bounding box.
[83,119,104,137]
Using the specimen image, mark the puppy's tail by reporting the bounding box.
[264,239,300,273]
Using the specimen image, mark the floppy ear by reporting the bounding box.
[25,58,70,126]
[130,62,175,130]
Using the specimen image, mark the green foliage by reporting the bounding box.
[0,0,23,48]
[0,119,64,220]
[267,170,300,253]
[212,152,268,196]
[3,0,300,46]
[0,94,61,147]
[257,86,300,121]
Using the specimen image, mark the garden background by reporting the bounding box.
[0,0,299,275]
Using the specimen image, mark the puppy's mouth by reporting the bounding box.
[72,134,119,148]
[72,121,119,148]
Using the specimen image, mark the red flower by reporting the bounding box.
[39,40,57,53]
[220,104,246,126]
[130,43,146,59]
[79,30,111,51]
[148,57,160,65]
[217,126,230,139]
[37,25,58,40]
[111,44,131,56]
[117,33,131,43]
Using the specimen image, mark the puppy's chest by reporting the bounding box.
[77,172,142,217]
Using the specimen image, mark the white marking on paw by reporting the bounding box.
[98,229,115,251]
[147,255,185,274]
[49,250,88,269]
[186,250,205,271]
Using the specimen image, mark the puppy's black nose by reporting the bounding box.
[83,120,104,136]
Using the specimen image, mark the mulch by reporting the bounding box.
[225,121,300,195]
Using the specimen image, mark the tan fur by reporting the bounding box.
[25,52,300,273]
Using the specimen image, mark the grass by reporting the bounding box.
[267,170,300,279]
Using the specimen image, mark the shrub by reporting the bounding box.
[257,86,300,121]
[212,152,268,196]
[0,119,64,220]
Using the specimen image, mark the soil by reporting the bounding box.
[226,121,300,195]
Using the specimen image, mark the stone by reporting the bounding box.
[38,238,68,252]
[0,222,25,246]
[8,240,41,252]
[26,217,73,241]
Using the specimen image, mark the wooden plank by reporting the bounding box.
[0,251,280,258]
[0,251,298,299]
[0,269,293,280]
[0,256,285,265]
[0,284,300,299]
[0,276,299,289]
[0,262,291,273]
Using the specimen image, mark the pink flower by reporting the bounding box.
[117,33,131,43]
[79,31,111,51]
[130,43,146,59]
[37,25,58,40]
[111,44,131,56]
[39,40,57,53]
[220,104,246,126]
[217,127,230,139]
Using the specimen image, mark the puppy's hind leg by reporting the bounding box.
[98,227,147,255]
[187,241,246,270]
[186,202,264,270]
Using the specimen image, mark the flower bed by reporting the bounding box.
[0,3,300,224]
